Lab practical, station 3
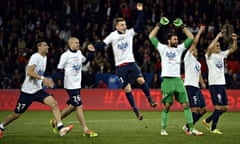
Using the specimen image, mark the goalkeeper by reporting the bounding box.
[148,17,203,136]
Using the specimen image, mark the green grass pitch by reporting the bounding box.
[0,111,240,144]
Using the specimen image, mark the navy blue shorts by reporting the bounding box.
[209,85,228,105]
[14,90,50,113]
[66,89,82,107]
[185,86,206,108]
[115,62,143,88]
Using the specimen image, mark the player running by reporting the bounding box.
[50,37,98,137]
[0,39,73,139]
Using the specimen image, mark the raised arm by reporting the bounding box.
[133,3,144,33]
[206,30,224,56]
[173,18,193,48]
[83,43,95,65]
[148,24,160,39]
[149,17,169,47]
[188,25,206,52]
[182,27,194,39]
[228,33,238,55]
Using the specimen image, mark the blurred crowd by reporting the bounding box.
[0,0,240,89]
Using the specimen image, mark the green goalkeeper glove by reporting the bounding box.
[159,17,169,26]
[173,18,183,27]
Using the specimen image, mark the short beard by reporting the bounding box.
[170,44,177,48]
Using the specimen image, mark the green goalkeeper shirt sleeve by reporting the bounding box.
[184,38,193,49]
[149,37,159,48]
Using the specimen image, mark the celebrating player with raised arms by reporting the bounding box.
[183,25,207,134]
[149,17,203,136]
[95,3,157,120]
[202,31,238,134]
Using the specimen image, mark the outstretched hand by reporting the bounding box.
[160,17,169,25]
[232,33,237,40]
[173,18,183,27]
[199,25,206,32]
[136,3,143,11]
[217,30,225,38]
[87,44,96,52]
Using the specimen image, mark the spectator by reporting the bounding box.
[97,80,108,89]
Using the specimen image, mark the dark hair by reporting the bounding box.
[167,33,177,40]
[113,17,125,27]
[34,39,47,49]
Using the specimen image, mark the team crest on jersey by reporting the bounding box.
[166,51,176,59]
[215,61,223,69]
[72,63,81,73]
[37,70,44,76]
[117,41,128,51]
[195,65,200,72]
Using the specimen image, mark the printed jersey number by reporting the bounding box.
[16,103,26,111]
[73,95,81,103]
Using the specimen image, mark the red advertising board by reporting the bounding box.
[0,89,240,111]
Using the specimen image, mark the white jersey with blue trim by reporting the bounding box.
[103,28,136,66]
[184,51,201,87]
[156,43,186,77]
[205,50,229,85]
[21,53,47,94]
[57,49,86,89]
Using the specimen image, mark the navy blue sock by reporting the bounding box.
[192,112,201,125]
[206,113,214,123]
[126,92,139,114]
[185,112,200,129]
[140,82,152,103]
[211,110,224,131]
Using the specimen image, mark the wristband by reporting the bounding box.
[40,76,45,80]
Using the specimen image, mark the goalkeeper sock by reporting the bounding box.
[184,107,194,131]
[161,109,169,129]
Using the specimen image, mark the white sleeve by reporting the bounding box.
[184,50,191,62]
[57,54,66,69]
[129,28,136,36]
[80,51,87,63]
[157,43,167,55]
[221,50,230,58]
[103,33,113,45]
[28,54,39,66]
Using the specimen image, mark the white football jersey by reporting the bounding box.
[184,51,201,87]
[156,42,186,77]
[103,28,136,66]
[21,53,47,94]
[205,50,229,85]
[57,50,86,89]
